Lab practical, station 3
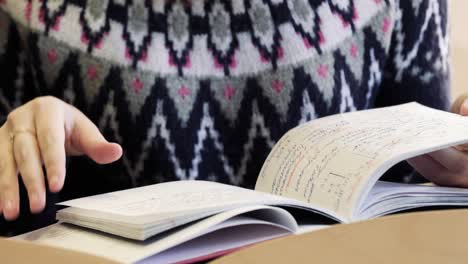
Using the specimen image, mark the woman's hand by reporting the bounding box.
[0,96,122,221]
[408,94,468,187]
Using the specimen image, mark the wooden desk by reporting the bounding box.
[213,209,468,264]
[2,209,468,263]
[0,238,119,264]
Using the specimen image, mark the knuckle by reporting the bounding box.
[451,174,467,187]
[459,158,468,173]
[33,96,61,111]
[432,175,451,187]
[43,156,59,170]
[0,157,7,173]
[45,164,63,180]
[19,167,38,183]
[6,110,20,127]
[436,171,466,187]
[0,180,10,192]
[452,154,468,173]
[0,171,13,192]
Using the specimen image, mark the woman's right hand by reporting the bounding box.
[0,96,122,221]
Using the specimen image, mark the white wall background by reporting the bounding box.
[450,1,467,98]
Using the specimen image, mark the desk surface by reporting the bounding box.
[2,209,468,264]
[213,209,468,264]
[0,238,120,264]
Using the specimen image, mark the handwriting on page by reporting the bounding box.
[255,103,468,218]
[59,181,284,217]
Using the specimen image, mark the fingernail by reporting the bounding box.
[30,192,38,205]
[50,176,58,188]
[34,191,43,204]
[30,191,45,213]
[30,192,37,206]
[3,198,18,220]
[50,175,63,192]
[463,99,468,109]
[4,199,13,211]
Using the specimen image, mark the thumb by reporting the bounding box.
[461,98,468,116]
[81,141,123,165]
[68,110,122,164]
[452,93,468,116]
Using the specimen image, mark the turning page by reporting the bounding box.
[255,103,468,220]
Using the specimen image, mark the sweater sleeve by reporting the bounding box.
[0,10,57,236]
[375,0,451,111]
[0,9,38,126]
[376,0,450,183]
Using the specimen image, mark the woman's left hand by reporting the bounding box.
[408,94,468,187]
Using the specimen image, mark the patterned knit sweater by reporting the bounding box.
[0,0,450,233]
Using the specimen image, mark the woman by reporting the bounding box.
[0,0,467,235]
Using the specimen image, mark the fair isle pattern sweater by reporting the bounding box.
[0,0,449,225]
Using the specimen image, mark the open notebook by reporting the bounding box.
[14,102,468,263]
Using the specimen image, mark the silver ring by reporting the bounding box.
[9,130,36,145]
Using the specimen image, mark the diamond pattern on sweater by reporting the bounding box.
[304,50,336,108]
[207,0,238,75]
[247,0,282,68]
[123,0,152,66]
[339,30,365,83]
[258,68,295,122]
[165,77,201,126]
[287,0,322,52]
[210,77,247,124]
[121,67,157,120]
[166,0,193,74]
[39,0,68,33]
[79,54,112,105]
[80,0,110,52]
[38,35,72,89]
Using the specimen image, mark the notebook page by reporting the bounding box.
[58,181,288,217]
[255,103,468,220]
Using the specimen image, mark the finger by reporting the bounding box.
[67,107,122,164]
[408,155,468,187]
[0,128,19,221]
[451,93,468,114]
[35,102,66,193]
[451,95,468,150]
[426,148,468,173]
[461,98,468,116]
[13,132,46,214]
[8,106,47,214]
